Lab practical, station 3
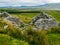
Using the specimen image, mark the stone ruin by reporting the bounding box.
[0,12,59,30]
[5,16,24,27]
[30,12,59,30]
[0,12,10,17]
[0,12,24,28]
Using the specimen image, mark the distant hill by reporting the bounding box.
[0,3,60,10]
[39,3,60,9]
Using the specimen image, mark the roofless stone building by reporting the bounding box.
[0,12,59,30]
[30,12,59,30]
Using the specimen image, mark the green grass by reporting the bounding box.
[11,13,39,23]
[10,10,60,22]
[11,13,39,18]
[0,22,6,27]
[0,10,60,45]
[47,33,60,45]
[0,34,29,45]
[43,10,60,22]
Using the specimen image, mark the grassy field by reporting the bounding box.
[10,10,60,23]
[0,10,60,45]
[11,13,39,18]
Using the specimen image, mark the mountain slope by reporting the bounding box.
[39,3,60,9]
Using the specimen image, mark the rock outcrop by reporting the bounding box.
[31,12,59,30]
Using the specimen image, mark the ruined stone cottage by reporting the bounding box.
[31,12,59,30]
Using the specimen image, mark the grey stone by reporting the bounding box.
[0,12,24,28]
[0,12,10,17]
[5,16,24,27]
[31,12,59,30]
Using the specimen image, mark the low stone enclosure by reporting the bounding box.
[0,12,59,30]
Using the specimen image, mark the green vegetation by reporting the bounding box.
[11,13,39,18]
[9,10,60,24]
[0,34,29,45]
[11,13,39,23]
[0,26,50,45]
[43,10,60,22]
[0,8,40,13]
[47,33,60,45]
[0,26,60,45]
[0,9,60,45]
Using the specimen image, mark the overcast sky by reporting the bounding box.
[0,0,60,6]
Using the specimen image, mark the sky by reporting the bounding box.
[0,0,60,6]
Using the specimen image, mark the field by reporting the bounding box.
[0,9,60,45]
[10,10,60,23]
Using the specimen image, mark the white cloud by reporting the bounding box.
[49,0,60,3]
[0,0,60,6]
